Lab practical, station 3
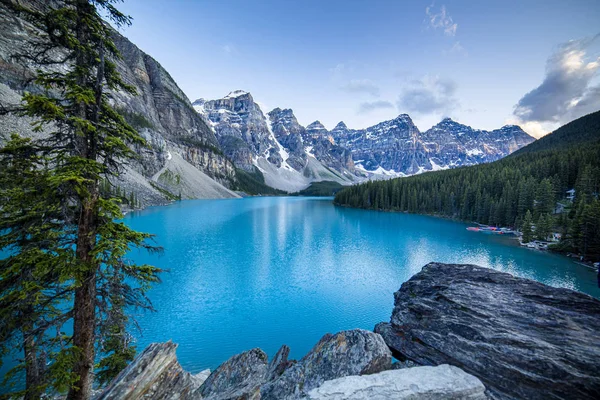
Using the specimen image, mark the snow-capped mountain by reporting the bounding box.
[268,109,355,176]
[194,90,535,191]
[331,115,535,175]
[193,91,281,171]
[193,92,356,192]
[421,118,535,171]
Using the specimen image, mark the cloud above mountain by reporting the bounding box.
[397,76,459,115]
[514,35,600,125]
[358,100,394,114]
[425,4,458,37]
[341,79,381,97]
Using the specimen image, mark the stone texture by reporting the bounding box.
[266,345,296,381]
[96,342,208,400]
[260,329,392,400]
[196,348,268,400]
[375,262,600,400]
[307,364,488,400]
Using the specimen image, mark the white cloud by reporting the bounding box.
[505,117,551,139]
[425,4,458,37]
[513,35,600,125]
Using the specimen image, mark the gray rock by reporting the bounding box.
[266,345,296,381]
[375,262,600,400]
[96,342,207,400]
[260,329,392,400]
[307,364,488,400]
[196,348,268,400]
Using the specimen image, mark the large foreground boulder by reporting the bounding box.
[96,342,209,399]
[375,262,600,400]
[260,329,392,400]
[307,364,487,400]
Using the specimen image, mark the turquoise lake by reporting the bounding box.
[123,196,600,373]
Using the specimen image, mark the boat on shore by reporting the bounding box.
[466,225,515,235]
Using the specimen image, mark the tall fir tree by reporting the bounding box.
[1,1,163,398]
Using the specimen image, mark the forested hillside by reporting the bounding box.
[334,111,600,260]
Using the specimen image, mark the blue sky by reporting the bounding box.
[115,0,600,137]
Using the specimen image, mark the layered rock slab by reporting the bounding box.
[96,342,209,400]
[307,364,487,400]
[375,262,600,400]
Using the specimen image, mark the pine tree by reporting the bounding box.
[0,135,74,398]
[522,210,534,243]
[1,1,163,398]
[535,214,552,241]
[535,179,555,217]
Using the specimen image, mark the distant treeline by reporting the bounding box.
[292,181,344,196]
[334,111,600,261]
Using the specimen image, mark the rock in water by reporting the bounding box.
[375,262,600,400]
[96,342,208,399]
[196,348,268,399]
[307,364,487,400]
[260,329,392,400]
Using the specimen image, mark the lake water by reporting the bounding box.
[123,196,600,373]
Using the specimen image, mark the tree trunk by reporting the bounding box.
[67,2,100,398]
[23,317,41,400]
[67,195,99,400]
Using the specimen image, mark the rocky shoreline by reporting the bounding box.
[95,263,600,399]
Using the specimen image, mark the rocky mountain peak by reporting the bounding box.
[431,117,471,132]
[394,113,414,123]
[307,120,326,130]
[268,107,296,121]
[192,98,206,107]
[267,107,304,139]
[224,89,250,99]
[306,121,328,140]
[333,121,348,131]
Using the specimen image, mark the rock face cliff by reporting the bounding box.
[0,0,239,205]
[375,262,600,400]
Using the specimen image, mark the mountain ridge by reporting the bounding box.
[193,91,534,188]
